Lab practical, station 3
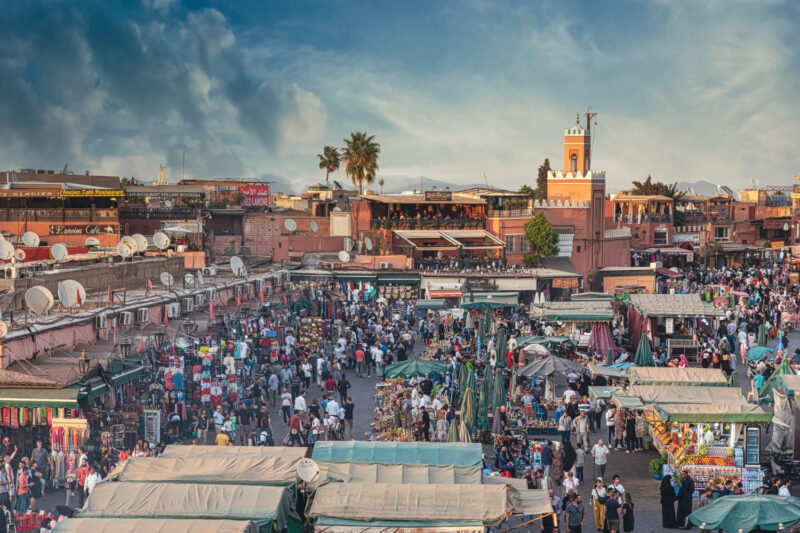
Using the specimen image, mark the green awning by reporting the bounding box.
[385,360,448,379]
[464,292,520,305]
[653,402,773,423]
[589,386,613,400]
[83,377,109,401]
[611,394,646,411]
[335,273,377,282]
[312,442,483,467]
[462,300,513,309]
[0,387,80,409]
[377,274,420,285]
[416,299,446,310]
[110,366,144,386]
[289,271,331,281]
[543,309,614,322]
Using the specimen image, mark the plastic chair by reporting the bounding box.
[3,507,15,533]
[532,402,546,421]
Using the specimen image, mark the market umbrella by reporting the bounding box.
[465,311,474,330]
[687,494,800,532]
[759,357,797,404]
[458,363,468,391]
[447,418,460,442]
[522,343,549,357]
[491,407,503,434]
[509,372,517,406]
[518,355,587,378]
[495,326,508,368]
[633,335,654,367]
[463,369,476,393]
[458,420,472,443]
[477,377,490,431]
[492,368,506,411]
[745,346,774,362]
[461,387,476,434]
[758,325,768,348]
[606,348,614,366]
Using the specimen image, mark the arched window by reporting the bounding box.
[570,153,578,172]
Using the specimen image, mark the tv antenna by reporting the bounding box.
[584,107,599,171]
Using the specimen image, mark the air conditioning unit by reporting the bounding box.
[118,311,133,326]
[136,308,149,324]
[379,262,389,269]
[181,298,194,313]
[95,314,108,329]
[167,303,181,318]
[195,293,205,306]
[202,267,213,276]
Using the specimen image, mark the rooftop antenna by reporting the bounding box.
[182,150,185,181]
[483,172,490,190]
[585,107,599,171]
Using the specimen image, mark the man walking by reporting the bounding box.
[590,439,609,481]
[573,411,590,449]
[565,493,586,533]
[343,396,355,440]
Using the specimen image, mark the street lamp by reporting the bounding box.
[120,336,132,360]
[154,326,166,347]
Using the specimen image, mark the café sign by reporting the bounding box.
[58,189,125,198]
[551,277,579,289]
[49,224,118,236]
[424,190,453,202]
[240,185,271,207]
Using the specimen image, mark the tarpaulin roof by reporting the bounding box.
[311,442,483,467]
[653,403,773,423]
[50,519,259,533]
[687,494,800,532]
[106,455,300,487]
[589,386,614,400]
[480,478,553,516]
[587,364,628,379]
[415,299,446,310]
[0,387,80,409]
[769,374,800,397]
[312,462,483,489]
[159,445,307,460]
[515,336,574,348]
[517,355,587,378]
[628,293,725,318]
[611,394,646,410]
[308,483,512,527]
[384,359,448,379]
[81,483,300,533]
[629,385,748,405]
[627,367,728,386]
[543,308,614,322]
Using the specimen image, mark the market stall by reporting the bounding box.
[160,444,308,459]
[627,367,729,387]
[311,441,483,467]
[50,519,260,533]
[384,360,448,379]
[310,462,483,489]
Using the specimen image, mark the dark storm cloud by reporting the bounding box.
[0,2,324,177]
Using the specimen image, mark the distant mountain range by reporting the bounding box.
[383,175,493,194]
[674,180,720,196]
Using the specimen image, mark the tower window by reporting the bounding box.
[570,153,578,172]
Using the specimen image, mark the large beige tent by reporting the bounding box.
[160,445,307,460]
[51,519,259,533]
[628,385,748,405]
[313,462,482,488]
[627,367,728,386]
[81,483,300,533]
[106,455,300,487]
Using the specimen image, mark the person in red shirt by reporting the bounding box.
[325,376,337,393]
[287,411,303,447]
[355,347,365,377]
[77,458,89,508]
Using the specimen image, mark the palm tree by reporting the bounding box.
[342,131,380,195]
[317,145,340,183]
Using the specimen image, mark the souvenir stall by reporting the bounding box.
[0,388,84,458]
[376,273,420,303]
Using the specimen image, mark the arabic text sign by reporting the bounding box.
[240,185,270,207]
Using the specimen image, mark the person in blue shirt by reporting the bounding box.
[753,370,765,399]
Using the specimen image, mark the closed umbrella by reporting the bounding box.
[509,372,517,407]
[758,325,767,347]
[461,387,476,434]
[458,420,472,443]
[492,368,506,411]
[491,407,503,435]
[687,494,800,532]
[606,348,615,366]
[633,335,655,367]
[464,369,476,393]
[447,418,460,442]
[495,326,508,368]
[477,377,490,431]
[485,368,495,412]
[458,363,468,392]
[465,311,474,330]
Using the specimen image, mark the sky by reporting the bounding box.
[1,0,798,193]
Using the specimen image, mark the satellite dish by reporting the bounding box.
[364,236,373,251]
[132,234,148,253]
[58,279,87,309]
[0,322,8,338]
[296,458,320,484]
[197,271,204,286]
[333,180,343,190]
[14,249,25,261]
[160,272,174,287]
[153,232,170,250]
[174,335,192,350]
[310,221,319,233]
[24,286,55,315]
[284,219,297,232]
[231,256,247,277]
[687,186,697,196]
[0,242,14,261]
[121,236,137,252]
[22,232,40,247]
[116,241,134,258]
[184,273,195,286]
[338,251,350,263]
[753,177,760,187]
[344,237,354,252]
[0,234,5,241]
[51,243,69,261]
[85,237,101,247]
[208,265,217,276]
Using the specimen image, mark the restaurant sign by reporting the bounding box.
[240,185,270,207]
[673,233,700,243]
[49,224,118,236]
[58,189,125,198]
[424,190,453,202]
[551,277,579,289]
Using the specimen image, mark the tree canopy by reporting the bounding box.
[317,145,341,183]
[523,212,559,265]
[343,132,380,195]
[534,159,550,201]
[630,175,684,200]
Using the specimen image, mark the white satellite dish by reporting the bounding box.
[184,273,195,287]
[14,249,25,261]
[85,237,101,247]
[197,271,204,286]
[58,279,87,309]
[310,221,319,233]
[752,177,760,187]
[344,237,354,252]
[51,243,69,261]
[24,286,55,315]
[231,256,247,277]
[0,322,8,338]
[132,234,148,253]
[0,234,5,242]
[364,236,373,251]
[284,219,297,232]
[338,251,351,263]
[121,236,137,252]
[160,272,174,287]
[116,241,134,258]
[153,232,171,250]
[0,242,14,261]
[296,458,320,484]
[22,232,40,247]
[209,265,217,276]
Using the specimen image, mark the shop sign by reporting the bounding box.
[58,189,125,198]
[240,185,270,207]
[771,240,785,250]
[49,224,117,235]
[665,318,674,334]
[424,190,452,202]
[673,233,700,243]
[551,277,579,289]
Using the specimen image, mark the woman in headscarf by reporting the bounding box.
[678,354,689,368]
[562,439,577,475]
[551,441,565,485]
[614,407,625,449]
[660,474,677,528]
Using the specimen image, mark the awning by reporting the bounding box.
[377,274,420,285]
[290,270,331,281]
[463,291,519,305]
[589,386,614,400]
[334,273,377,282]
[110,366,144,387]
[543,309,614,322]
[416,299,446,310]
[312,442,483,467]
[0,387,80,409]
[627,367,729,386]
[83,377,109,401]
[656,267,682,278]
[653,403,773,423]
[429,290,462,299]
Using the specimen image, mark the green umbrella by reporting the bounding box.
[509,372,517,406]
[633,335,654,367]
[463,369,476,393]
[758,324,767,347]
[746,346,773,362]
[687,494,800,532]
[495,326,508,368]
[477,376,490,431]
[492,368,506,411]
[447,417,460,442]
[465,311,474,330]
[606,348,614,366]
[760,357,797,404]
[458,362,468,391]
[461,386,476,434]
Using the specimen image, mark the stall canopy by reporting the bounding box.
[629,385,748,405]
[627,293,726,318]
[587,364,628,380]
[543,308,614,322]
[105,455,300,487]
[462,300,513,310]
[653,403,772,423]
[81,483,300,533]
[589,386,614,400]
[415,299,446,310]
[769,374,800,398]
[311,442,482,467]
[384,360,448,379]
[159,445,307,460]
[687,494,800,532]
[0,387,80,409]
[759,358,798,404]
[50,519,259,533]
[627,367,728,387]
[518,355,587,378]
[746,346,774,362]
[515,336,574,348]
[308,483,511,528]
[312,462,483,488]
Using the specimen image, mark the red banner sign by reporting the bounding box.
[240,185,270,207]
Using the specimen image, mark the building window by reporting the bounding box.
[714,227,730,241]
[570,153,577,172]
[654,231,668,245]
[576,246,581,253]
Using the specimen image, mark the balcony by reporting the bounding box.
[0,208,118,222]
[119,207,201,220]
[614,213,672,223]
[487,208,534,218]
[371,218,485,230]
[414,257,506,272]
